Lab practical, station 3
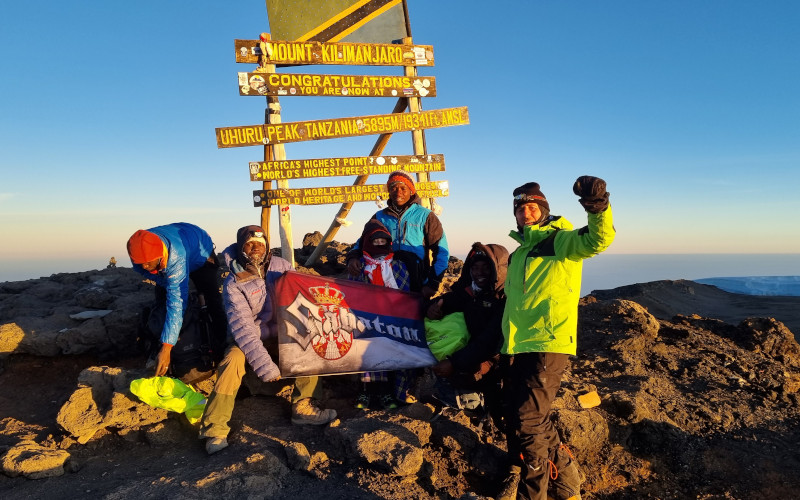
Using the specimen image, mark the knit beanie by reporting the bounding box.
[127,230,164,264]
[387,171,416,195]
[236,225,269,267]
[237,225,267,248]
[512,182,550,214]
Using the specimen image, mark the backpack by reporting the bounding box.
[137,291,216,384]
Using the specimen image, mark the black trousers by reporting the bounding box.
[502,351,570,500]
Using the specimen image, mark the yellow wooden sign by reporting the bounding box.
[250,154,445,181]
[234,39,433,66]
[253,181,449,206]
[239,72,435,97]
[216,107,468,148]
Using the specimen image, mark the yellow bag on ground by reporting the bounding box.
[130,376,207,424]
[425,312,470,361]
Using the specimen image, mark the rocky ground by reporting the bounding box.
[2,238,800,499]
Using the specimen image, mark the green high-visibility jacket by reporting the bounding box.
[502,207,615,355]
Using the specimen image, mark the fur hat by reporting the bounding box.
[127,230,164,264]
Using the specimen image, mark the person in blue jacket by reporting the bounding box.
[127,222,225,377]
[199,225,337,455]
[346,170,450,299]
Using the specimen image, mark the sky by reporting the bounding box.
[1,0,799,283]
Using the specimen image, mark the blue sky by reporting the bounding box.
[1,1,799,281]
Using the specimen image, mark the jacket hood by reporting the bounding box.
[359,219,393,257]
[455,242,509,296]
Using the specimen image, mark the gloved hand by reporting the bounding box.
[573,175,610,213]
[346,257,363,277]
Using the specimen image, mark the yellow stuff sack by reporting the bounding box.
[425,312,470,361]
[130,376,207,424]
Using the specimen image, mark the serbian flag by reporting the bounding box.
[275,271,436,377]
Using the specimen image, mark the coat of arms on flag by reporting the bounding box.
[275,271,436,376]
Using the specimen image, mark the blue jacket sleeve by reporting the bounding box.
[160,249,189,346]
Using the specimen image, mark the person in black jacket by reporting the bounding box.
[426,242,508,426]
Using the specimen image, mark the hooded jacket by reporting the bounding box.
[347,193,449,291]
[434,242,509,374]
[502,207,615,355]
[130,223,215,346]
[220,242,292,382]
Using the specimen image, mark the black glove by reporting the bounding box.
[573,175,609,213]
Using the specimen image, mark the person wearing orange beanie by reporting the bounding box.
[127,222,226,378]
[346,170,450,299]
[127,230,167,273]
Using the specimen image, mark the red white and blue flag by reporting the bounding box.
[275,271,436,377]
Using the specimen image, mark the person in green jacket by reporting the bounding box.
[497,176,615,500]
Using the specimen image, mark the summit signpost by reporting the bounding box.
[214,1,468,267]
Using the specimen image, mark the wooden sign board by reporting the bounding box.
[234,39,433,66]
[253,181,449,206]
[217,107,468,148]
[239,72,435,97]
[250,154,444,181]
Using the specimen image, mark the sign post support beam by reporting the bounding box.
[304,97,408,266]
[260,33,295,267]
[402,35,430,210]
[261,105,274,244]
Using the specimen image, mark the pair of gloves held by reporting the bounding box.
[573,175,610,214]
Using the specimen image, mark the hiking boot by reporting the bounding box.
[205,437,228,455]
[291,398,337,425]
[379,393,398,409]
[455,390,484,411]
[396,390,417,405]
[355,392,370,410]
[496,464,522,500]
